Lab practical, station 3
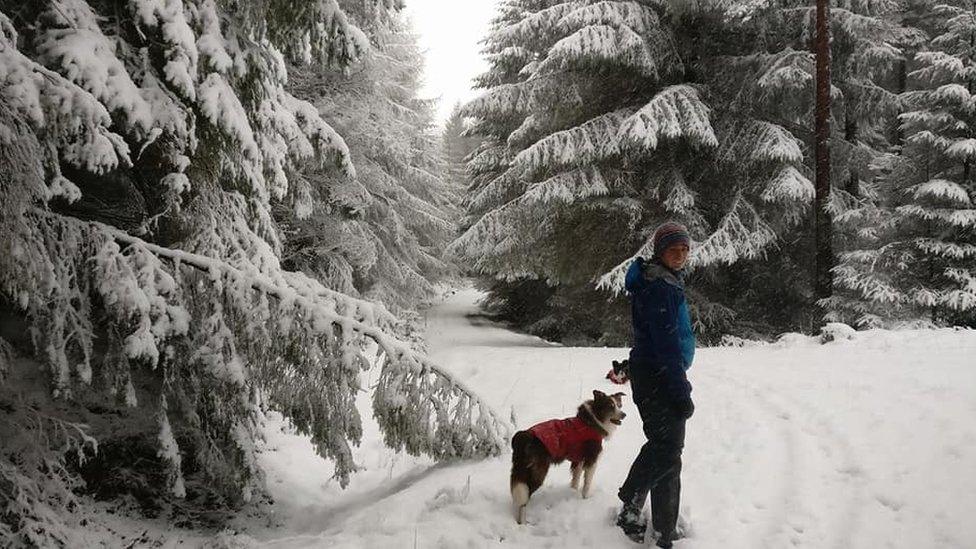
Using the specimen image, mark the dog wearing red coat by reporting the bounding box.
[510,390,627,524]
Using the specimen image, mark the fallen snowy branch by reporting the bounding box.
[36,209,511,460]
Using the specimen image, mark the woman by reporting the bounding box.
[616,221,695,547]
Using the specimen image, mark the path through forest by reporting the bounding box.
[256,286,976,548]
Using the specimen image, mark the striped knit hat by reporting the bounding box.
[652,221,690,259]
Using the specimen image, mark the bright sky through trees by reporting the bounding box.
[405,0,501,124]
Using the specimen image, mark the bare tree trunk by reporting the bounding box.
[814,0,834,303]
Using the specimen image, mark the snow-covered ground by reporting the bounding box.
[246,286,976,549]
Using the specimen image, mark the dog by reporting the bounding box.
[606,359,630,384]
[510,390,627,524]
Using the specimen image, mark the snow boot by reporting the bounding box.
[650,523,687,548]
[616,504,647,544]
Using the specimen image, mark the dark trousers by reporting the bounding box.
[618,373,686,541]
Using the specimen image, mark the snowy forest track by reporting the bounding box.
[697,365,867,549]
[692,333,976,549]
[254,289,976,549]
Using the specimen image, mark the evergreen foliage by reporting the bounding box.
[827,0,976,326]
[285,8,459,315]
[453,0,916,341]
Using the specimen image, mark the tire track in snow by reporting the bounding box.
[702,365,867,548]
[695,365,800,548]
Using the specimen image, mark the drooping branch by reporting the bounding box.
[38,209,512,456]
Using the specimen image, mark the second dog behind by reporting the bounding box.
[510,390,627,524]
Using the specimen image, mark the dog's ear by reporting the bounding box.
[612,360,620,367]
[592,389,606,399]
[611,392,626,404]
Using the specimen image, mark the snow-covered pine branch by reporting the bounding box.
[0,12,129,180]
[755,49,815,94]
[907,179,973,205]
[464,82,533,118]
[595,238,655,295]
[557,1,663,36]
[535,24,658,77]
[469,144,514,179]
[689,194,778,267]
[846,42,903,81]
[909,51,970,84]
[617,85,718,151]
[513,108,632,174]
[896,205,976,227]
[761,166,815,205]
[521,167,613,205]
[467,167,529,214]
[493,1,587,49]
[41,207,510,468]
[942,268,976,311]
[944,139,976,162]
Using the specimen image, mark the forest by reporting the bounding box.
[0,0,973,544]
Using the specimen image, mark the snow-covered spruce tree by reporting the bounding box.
[452,1,737,341]
[451,0,906,340]
[685,0,916,333]
[283,7,459,319]
[0,1,504,544]
[826,0,976,326]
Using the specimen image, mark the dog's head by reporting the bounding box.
[589,390,627,431]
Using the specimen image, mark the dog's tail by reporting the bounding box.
[511,430,535,465]
[510,430,535,524]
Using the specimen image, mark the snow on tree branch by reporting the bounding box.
[493,2,587,49]
[907,179,973,205]
[537,24,658,77]
[691,194,778,267]
[514,108,632,174]
[0,13,129,177]
[557,1,662,36]
[618,85,718,151]
[896,205,976,227]
[467,166,528,214]
[11,207,508,493]
[944,138,976,162]
[522,167,611,205]
[910,51,969,83]
[761,165,815,205]
[36,0,158,137]
[464,82,533,118]
[595,239,655,295]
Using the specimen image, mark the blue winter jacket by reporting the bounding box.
[625,258,695,402]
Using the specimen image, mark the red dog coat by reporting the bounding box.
[528,417,603,463]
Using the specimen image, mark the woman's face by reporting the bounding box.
[661,243,690,271]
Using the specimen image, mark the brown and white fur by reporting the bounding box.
[509,390,627,524]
